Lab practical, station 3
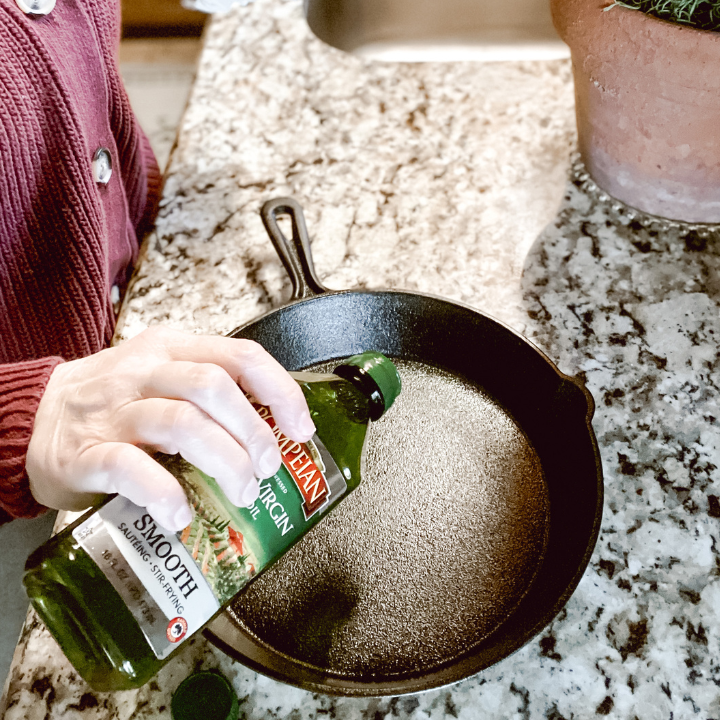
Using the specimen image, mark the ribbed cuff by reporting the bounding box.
[0,357,64,520]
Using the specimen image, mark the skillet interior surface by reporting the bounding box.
[206,290,602,695]
[228,357,550,676]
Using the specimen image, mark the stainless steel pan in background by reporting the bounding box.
[205,197,603,696]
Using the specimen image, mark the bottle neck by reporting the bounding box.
[333,364,386,421]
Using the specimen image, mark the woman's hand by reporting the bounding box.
[26,327,315,531]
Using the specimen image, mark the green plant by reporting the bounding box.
[607,0,720,31]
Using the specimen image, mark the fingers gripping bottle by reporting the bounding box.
[23,352,401,692]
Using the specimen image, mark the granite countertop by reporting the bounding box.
[3,0,720,717]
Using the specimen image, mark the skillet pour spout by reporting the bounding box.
[205,197,604,697]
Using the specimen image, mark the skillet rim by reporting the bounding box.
[203,286,604,695]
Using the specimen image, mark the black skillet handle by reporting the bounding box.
[260,197,328,301]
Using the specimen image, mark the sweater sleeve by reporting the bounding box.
[0,357,64,523]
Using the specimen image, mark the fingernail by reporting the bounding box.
[298,413,316,439]
[258,446,281,478]
[173,504,193,531]
[242,478,260,507]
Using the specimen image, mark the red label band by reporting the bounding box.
[252,402,330,519]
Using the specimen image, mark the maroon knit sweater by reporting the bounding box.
[0,0,161,522]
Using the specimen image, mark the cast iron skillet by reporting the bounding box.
[205,197,603,696]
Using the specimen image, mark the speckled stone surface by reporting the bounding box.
[3,0,720,717]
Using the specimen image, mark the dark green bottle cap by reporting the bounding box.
[337,351,401,419]
[171,671,239,720]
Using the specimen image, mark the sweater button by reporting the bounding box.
[111,285,121,314]
[15,0,56,14]
[92,148,113,185]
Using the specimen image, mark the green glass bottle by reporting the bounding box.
[23,352,401,692]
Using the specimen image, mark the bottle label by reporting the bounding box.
[72,418,346,659]
[72,498,220,658]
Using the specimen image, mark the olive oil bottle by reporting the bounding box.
[23,352,401,692]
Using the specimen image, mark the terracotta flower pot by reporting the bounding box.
[552,0,720,223]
